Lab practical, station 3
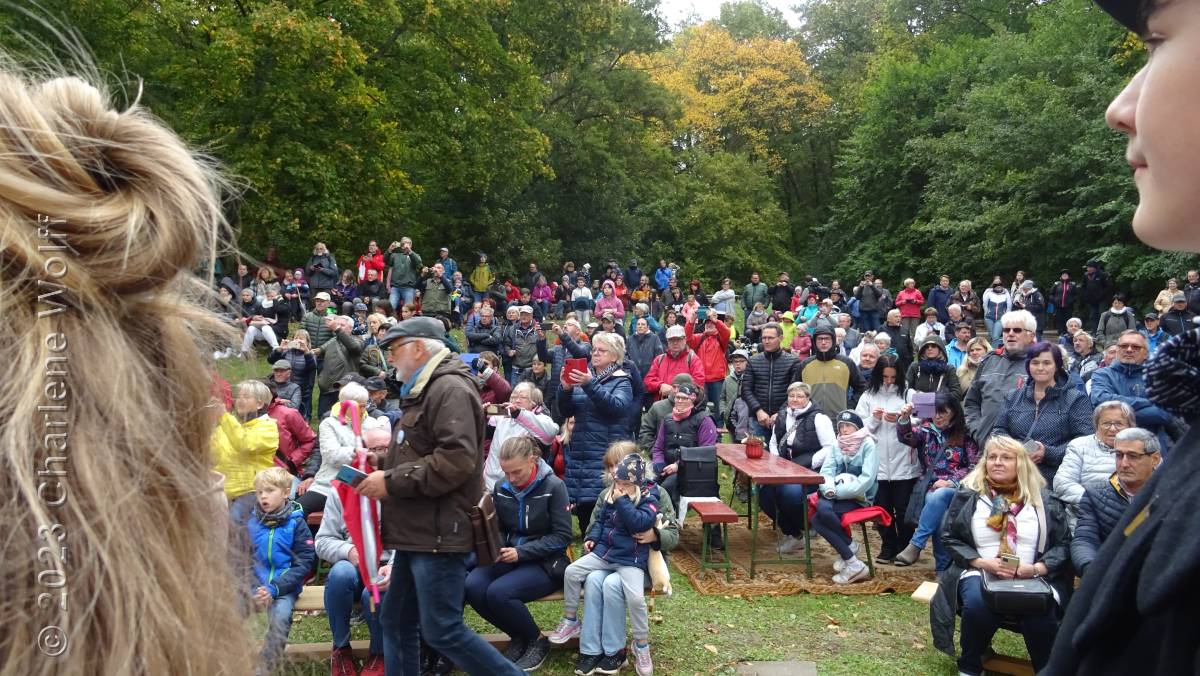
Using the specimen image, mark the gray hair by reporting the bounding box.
[338,382,370,405]
[873,332,892,346]
[236,380,272,407]
[635,302,649,315]
[1001,309,1037,332]
[859,342,880,356]
[1093,400,1135,429]
[1074,331,1095,348]
[591,331,626,361]
[1067,317,1083,329]
[415,337,445,354]
[512,381,544,406]
[947,303,962,314]
[1114,427,1161,455]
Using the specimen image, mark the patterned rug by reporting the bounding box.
[670,515,937,596]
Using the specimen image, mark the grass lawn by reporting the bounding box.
[219,324,1029,675]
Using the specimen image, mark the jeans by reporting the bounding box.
[580,570,633,657]
[900,316,920,341]
[985,317,1003,344]
[298,371,315,422]
[910,486,955,571]
[859,310,880,332]
[704,380,724,428]
[464,562,557,643]
[261,591,299,671]
[757,482,812,537]
[873,478,916,556]
[390,286,416,311]
[812,497,861,559]
[380,550,523,676]
[507,365,526,388]
[326,560,384,655]
[473,291,487,304]
[318,388,338,421]
[535,300,550,317]
[957,575,1058,674]
[562,553,648,641]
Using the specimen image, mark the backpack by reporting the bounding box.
[677,445,719,498]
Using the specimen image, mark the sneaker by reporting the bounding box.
[575,653,603,676]
[548,617,582,644]
[876,545,896,564]
[516,637,551,672]
[631,642,653,676]
[594,649,627,674]
[833,541,861,572]
[832,559,870,584]
[330,646,357,676]
[360,654,385,676]
[893,543,923,567]
[504,637,530,662]
[777,535,803,555]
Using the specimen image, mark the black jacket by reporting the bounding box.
[1050,281,1079,314]
[769,283,794,313]
[1071,474,1132,576]
[882,324,914,372]
[1160,308,1196,337]
[931,488,1073,658]
[465,320,502,353]
[1045,420,1200,675]
[492,461,573,580]
[1082,270,1112,305]
[741,349,800,418]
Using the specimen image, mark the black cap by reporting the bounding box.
[377,316,446,349]
[1094,0,1139,31]
[836,410,864,431]
[337,373,367,389]
[1144,312,1159,321]
[365,377,387,391]
[812,326,835,339]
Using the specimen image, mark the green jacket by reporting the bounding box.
[742,282,769,314]
[387,249,423,288]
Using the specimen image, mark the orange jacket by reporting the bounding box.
[685,319,731,383]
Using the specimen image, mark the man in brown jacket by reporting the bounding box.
[357,317,523,675]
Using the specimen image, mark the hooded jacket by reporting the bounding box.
[584,485,660,570]
[905,335,963,399]
[798,346,865,418]
[493,459,573,579]
[818,437,880,505]
[992,373,1094,485]
[248,500,314,598]
[685,318,731,383]
[981,287,1012,322]
[212,412,280,499]
[380,349,486,553]
[643,347,706,401]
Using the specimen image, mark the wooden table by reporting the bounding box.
[716,443,826,578]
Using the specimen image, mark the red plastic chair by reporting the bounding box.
[807,493,893,578]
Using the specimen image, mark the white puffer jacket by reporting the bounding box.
[855,385,919,481]
[1053,434,1117,506]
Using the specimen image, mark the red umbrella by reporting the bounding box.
[333,400,384,610]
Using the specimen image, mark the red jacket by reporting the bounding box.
[355,251,385,283]
[643,346,706,399]
[685,319,731,383]
[267,399,316,476]
[895,287,926,318]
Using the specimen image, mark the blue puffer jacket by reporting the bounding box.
[585,486,660,570]
[248,500,315,598]
[549,336,645,437]
[1089,361,1174,451]
[557,366,636,504]
[1071,474,1133,576]
[992,373,1094,485]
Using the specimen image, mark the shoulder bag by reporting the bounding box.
[470,493,503,567]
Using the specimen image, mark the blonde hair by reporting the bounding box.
[499,436,540,462]
[236,379,271,407]
[253,466,293,493]
[961,436,1045,508]
[0,59,253,674]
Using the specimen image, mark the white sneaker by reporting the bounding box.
[832,558,869,584]
[833,541,861,573]
[777,535,803,555]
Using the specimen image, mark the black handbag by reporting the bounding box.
[980,571,1055,616]
[677,445,719,498]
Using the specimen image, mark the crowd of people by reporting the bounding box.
[206,236,1199,675]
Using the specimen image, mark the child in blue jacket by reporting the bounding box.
[815,410,879,586]
[246,466,315,673]
[548,445,659,674]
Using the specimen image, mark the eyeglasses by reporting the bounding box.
[1111,451,1152,461]
[1098,421,1128,430]
[1001,327,1026,334]
[1117,344,1145,351]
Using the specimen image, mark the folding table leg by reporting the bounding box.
[749,484,759,579]
[722,524,731,582]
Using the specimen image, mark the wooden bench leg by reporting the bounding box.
[722,523,731,582]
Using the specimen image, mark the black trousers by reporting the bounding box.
[874,478,917,556]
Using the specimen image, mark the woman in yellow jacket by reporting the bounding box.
[469,252,497,304]
[212,380,280,512]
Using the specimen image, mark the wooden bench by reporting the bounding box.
[687,500,739,582]
[911,581,1035,676]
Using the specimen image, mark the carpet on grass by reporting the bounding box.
[670,516,936,597]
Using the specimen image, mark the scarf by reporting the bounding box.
[1146,328,1200,418]
[591,360,620,383]
[985,477,1023,555]
[1109,305,1128,315]
[671,402,695,421]
[917,358,948,375]
[837,427,872,456]
[255,500,294,529]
